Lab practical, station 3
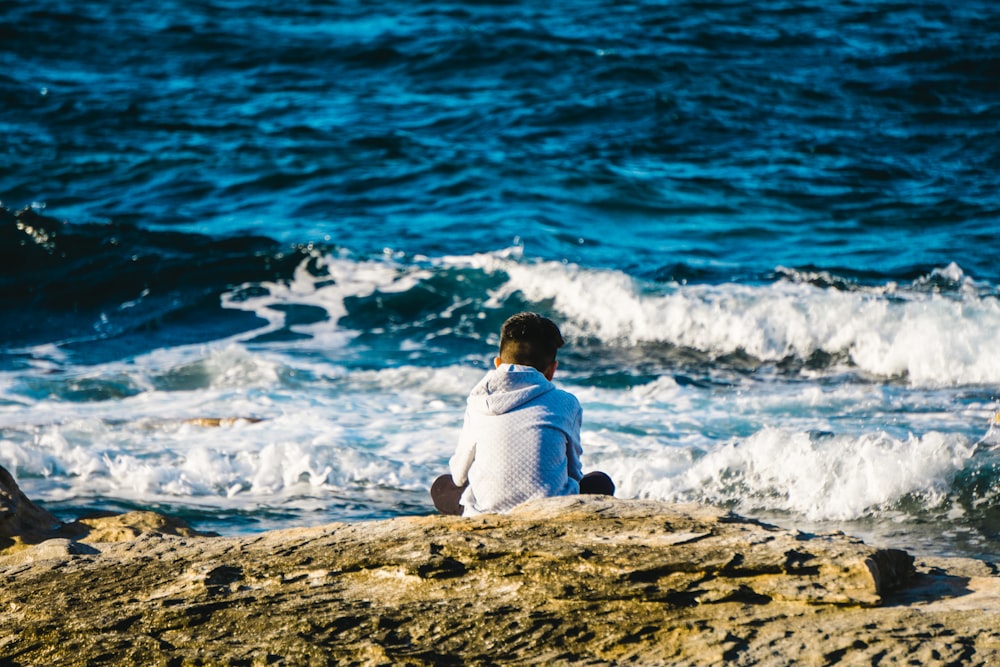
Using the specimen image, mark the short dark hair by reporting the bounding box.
[498,312,565,373]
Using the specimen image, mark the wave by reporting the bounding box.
[2,346,996,528]
[638,428,975,522]
[5,206,999,388]
[597,416,1000,534]
[0,206,321,361]
[2,327,997,536]
[219,247,1000,388]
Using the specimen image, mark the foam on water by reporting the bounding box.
[1,249,998,547]
[0,342,477,522]
[219,250,430,347]
[466,254,1000,387]
[569,370,997,518]
[229,249,1000,387]
[642,428,974,521]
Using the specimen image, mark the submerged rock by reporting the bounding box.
[1,466,999,665]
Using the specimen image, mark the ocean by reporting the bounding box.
[2,0,999,559]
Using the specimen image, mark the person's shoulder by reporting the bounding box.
[551,385,582,410]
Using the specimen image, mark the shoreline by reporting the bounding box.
[32,494,1000,564]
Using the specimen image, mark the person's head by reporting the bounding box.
[495,312,565,380]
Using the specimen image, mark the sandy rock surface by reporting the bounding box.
[2,467,1000,665]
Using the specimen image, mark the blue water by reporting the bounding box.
[2,1,1000,558]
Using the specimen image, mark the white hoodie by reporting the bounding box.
[449,364,583,516]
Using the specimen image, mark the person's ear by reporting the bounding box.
[494,356,502,368]
[543,360,558,381]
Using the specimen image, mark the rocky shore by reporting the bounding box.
[2,466,1000,666]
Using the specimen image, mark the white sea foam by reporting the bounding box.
[636,428,976,521]
[436,252,1000,387]
[219,250,432,347]
[0,343,994,527]
[2,250,997,537]
[0,346,473,512]
[209,249,1000,387]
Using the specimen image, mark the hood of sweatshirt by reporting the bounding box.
[467,364,554,416]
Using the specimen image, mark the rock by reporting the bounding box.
[1,468,999,665]
[0,465,60,552]
[0,465,211,558]
[56,510,213,543]
[183,417,264,427]
[0,538,101,568]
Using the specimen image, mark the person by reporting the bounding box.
[431,311,614,516]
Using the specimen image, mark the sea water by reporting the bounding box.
[2,1,999,559]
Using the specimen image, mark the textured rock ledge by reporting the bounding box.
[3,470,1000,665]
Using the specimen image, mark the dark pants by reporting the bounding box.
[430,471,616,516]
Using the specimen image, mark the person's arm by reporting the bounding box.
[566,405,583,482]
[449,407,477,486]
